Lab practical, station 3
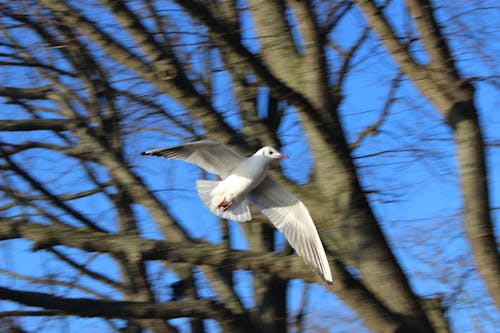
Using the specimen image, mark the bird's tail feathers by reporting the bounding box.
[196,180,252,222]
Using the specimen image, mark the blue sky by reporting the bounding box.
[1,1,499,332]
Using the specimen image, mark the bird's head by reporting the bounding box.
[254,146,288,160]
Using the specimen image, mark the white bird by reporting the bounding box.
[141,140,333,284]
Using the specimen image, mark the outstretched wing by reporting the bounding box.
[141,140,244,178]
[248,176,333,284]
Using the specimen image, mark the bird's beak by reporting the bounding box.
[278,154,288,159]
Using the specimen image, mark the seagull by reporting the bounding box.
[141,140,333,284]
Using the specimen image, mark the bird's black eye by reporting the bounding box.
[269,151,274,154]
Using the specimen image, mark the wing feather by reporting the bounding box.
[248,176,333,284]
[141,140,244,178]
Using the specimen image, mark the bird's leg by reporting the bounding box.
[222,201,233,211]
[216,197,226,209]
[216,196,233,211]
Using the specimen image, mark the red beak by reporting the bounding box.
[278,154,288,159]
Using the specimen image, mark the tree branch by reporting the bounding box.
[0,86,51,100]
[0,286,254,333]
[101,0,177,78]
[0,220,323,284]
[0,269,109,299]
[48,248,124,293]
[0,310,61,317]
[39,0,245,148]
[172,0,322,119]
[349,73,402,150]
[0,119,85,132]
[405,0,458,76]
[0,149,105,232]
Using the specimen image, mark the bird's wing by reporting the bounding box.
[141,140,244,178]
[248,176,333,284]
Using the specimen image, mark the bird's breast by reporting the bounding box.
[220,157,269,201]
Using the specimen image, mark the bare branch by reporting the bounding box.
[320,1,354,37]
[0,86,51,100]
[48,248,124,293]
[0,311,61,317]
[0,119,85,132]
[0,286,255,333]
[39,0,245,147]
[172,0,322,118]
[349,73,402,150]
[0,220,321,283]
[0,149,105,232]
[0,269,110,299]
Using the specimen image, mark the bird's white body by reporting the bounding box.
[142,140,333,284]
[218,155,269,204]
[196,152,275,222]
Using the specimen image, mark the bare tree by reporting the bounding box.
[0,1,498,332]
[353,0,500,308]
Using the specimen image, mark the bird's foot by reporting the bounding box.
[216,197,233,211]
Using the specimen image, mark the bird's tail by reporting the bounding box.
[196,180,252,222]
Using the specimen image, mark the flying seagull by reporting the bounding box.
[141,140,333,284]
